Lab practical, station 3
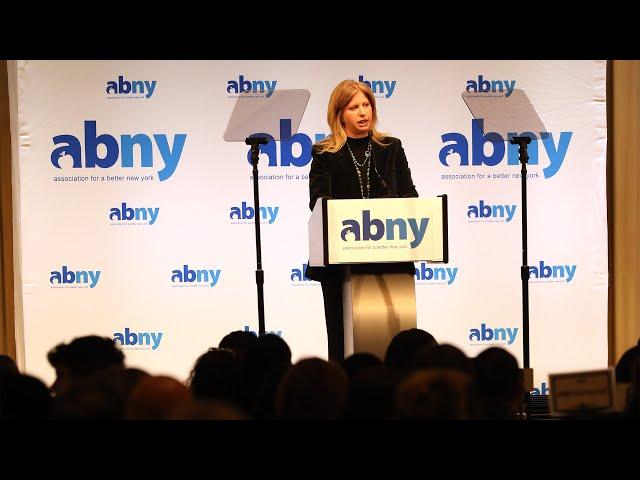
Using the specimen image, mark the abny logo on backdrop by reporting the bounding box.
[229,202,279,224]
[291,263,318,286]
[531,382,550,396]
[106,76,157,99]
[114,328,163,350]
[414,263,458,285]
[246,119,325,168]
[227,75,277,98]
[341,210,428,248]
[469,323,519,346]
[357,75,396,98]
[51,121,187,182]
[439,118,573,179]
[466,74,516,97]
[467,200,517,223]
[109,203,159,226]
[529,260,577,283]
[171,265,221,287]
[243,325,282,337]
[50,266,101,289]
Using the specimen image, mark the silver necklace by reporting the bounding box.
[346,140,372,199]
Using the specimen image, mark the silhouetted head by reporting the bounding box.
[344,365,401,419]
[244,334,292,380]
[219,330,259,365]
[47,335,125,396]
[126,375,191,420]
[394,369,471,420]
[384,329,438,371]
[52,366,149,420]
[472,347,524,419]
[0,374,52,419]
[411,344,472,374]
[341,352,383,379]
[117,368,151,400]
[0,355,19,376]
[188,348,240,404]
[251,363,291,420]
[616,342,640,383]
[275,358,348,419]
[239,334,292,410]
[171,399,248,420]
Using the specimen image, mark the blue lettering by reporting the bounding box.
[106,81,117,95]
[243,325,282,337]
[125,327,137,345]
[407,218,428,248]
[481,323,493,341]
[145,81,156,98]
[121,134,153,168]
[341,219,361,241]
[118,76,131,94]
[151,332,163,350]
[472,119,504,166]
[442,120,571,178]
[439,133,469,166]
[280,119,312,167]
[362,210,384,241]
[385,218,407,241]
[51,122,185,181]
[85,120,119,169]
[138,332,151,346]
[541,131,572,179]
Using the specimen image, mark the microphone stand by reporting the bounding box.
[511,135,534,397]
[245,136,268,336]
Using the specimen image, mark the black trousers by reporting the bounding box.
[320,279,344,363]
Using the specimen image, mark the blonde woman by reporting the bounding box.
[306,79,419,362]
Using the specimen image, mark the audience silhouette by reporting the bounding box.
[0,330,635,420]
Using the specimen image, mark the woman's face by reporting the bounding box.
[341,90,372,138]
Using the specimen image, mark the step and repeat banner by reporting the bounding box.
[10,60,607,392]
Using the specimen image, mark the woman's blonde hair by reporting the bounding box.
[315,79,389,153]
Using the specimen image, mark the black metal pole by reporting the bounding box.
[510,136,531,369]
[246,137,268,337]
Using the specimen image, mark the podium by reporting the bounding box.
[309,196,448,359]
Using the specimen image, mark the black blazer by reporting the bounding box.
[306,136,419,282]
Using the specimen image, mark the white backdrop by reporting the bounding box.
[9,60,608,393]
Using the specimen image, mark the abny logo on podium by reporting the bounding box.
[341,210,429,249]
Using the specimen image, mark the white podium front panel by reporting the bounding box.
[326,198,445,264]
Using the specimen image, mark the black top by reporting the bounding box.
[306,136,419,282]
[308,135,418,211]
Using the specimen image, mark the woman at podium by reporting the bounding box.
[305,79,419,362]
